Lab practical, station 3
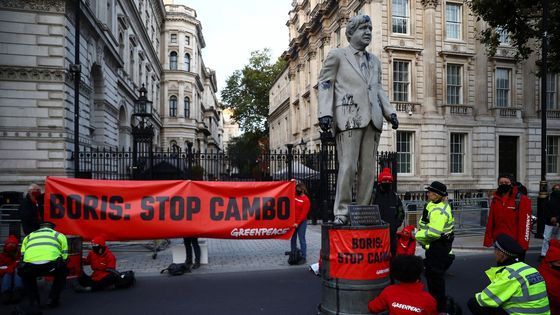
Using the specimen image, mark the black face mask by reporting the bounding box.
[380,183,392,191]
[296,189,302,195]
[552,190,560,198]
[551,264,560,271]
[497,184,512,195]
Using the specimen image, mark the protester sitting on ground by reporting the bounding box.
[368,255,437,315]
[395,225,416,256]
[75,235,118,292]
[538,239,560,315]
[468,234,550,315]
[0,235,23,304]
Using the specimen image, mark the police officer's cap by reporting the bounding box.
[494,234,524,257]
[41,221,56,229]
[426,181,448,196]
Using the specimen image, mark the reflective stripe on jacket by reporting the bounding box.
[476,262,550,315]
[21,227,68,263]
[415,201,454,245]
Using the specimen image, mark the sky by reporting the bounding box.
[174,0,293,95]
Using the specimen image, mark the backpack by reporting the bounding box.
[115,270,135,288]
[287,248,304,265]
[160,263,189,276]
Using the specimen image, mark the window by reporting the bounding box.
[446,64,462,104]
[392,0,409,34]
[446,3,462,40]
[396,131,414,174]
[450,133,466,174]
[170,34,177,43]
[495,68,511,107]
[169,96,177,117]
[547,136,560,173]
[393,60,410,101]
[169,51,177,70]
[185,35,190,45]
[184,53,190,72]
[546,73,558,110]
[184,97,190,117]
[497,27,510,45]
[129,49,134,78]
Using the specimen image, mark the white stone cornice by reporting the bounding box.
[0,66,66,82]
[0,0,65,12]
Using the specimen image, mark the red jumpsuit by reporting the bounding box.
[368,282,438,315]
[538,239,560,315]
[0,235,20,277]
[395,225,416,256]
[484,186,532,250]
[83,239,116,281]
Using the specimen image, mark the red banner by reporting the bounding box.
[45,177,295,241]
[328,228,390,280]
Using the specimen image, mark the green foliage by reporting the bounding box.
[221,48,287,134]
[226,131,266,179]
[466,0,560,73]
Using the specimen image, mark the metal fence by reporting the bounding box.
[401,189,493,235]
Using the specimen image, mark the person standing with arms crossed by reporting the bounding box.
[415,181,454,315]
[317,14,399,225]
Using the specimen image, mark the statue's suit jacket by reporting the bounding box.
[317,46,395,132]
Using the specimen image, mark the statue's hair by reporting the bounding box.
[345,15,371,41]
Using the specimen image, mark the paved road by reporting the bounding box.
[0,251,544,315]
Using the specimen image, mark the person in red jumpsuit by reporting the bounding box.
[484,174,532,260]
[75,235,118,292]
[395,225,416,256]
[368,255,437,315]
[0,235,22,304]
[538,239,560,315]
[290,182,311,263]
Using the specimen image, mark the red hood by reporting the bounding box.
[545,239,560,263]
[91,236,106,247]
[3,235,19,253]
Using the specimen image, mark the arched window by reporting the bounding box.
[169,95,177,117]
[129,49,134,78]
[169,51,177,70]
[183,53,190,71]
[184,97,190,117]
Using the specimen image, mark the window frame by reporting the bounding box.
[391,0,409,35]
[183,53,190,72]
[445,2,462,40]
[170,33,177,44]
[547,135,560,174]
[392,59,411,102]
[396,131,414,175]
[169,95,177,117]
[495,67,511,107]
[546,73,558,110]
[169,51,178,70]
[446,63,463,105]
[450,132,466,174]
[184,96,190,118]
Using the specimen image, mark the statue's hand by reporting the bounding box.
[390,113,399,130]
[319,116,333,131]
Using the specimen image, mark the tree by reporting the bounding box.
[466,0,560,72]
[221,48,287,134]
[226,132,265,179]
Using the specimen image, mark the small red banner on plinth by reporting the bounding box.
[329,228,391,280]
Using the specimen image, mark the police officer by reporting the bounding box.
[468,234,550,315]
[18,221,68,309]
[415,181,454,314]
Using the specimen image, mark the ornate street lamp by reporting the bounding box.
[131,84,154,179]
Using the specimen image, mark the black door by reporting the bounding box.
[499,136,518,180]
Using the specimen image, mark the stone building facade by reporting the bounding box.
[0,0,224,191]
[160,1,223,152]
[269,0,560,193]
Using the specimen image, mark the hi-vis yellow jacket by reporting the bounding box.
[476,262,550,315]
[21,227,68,263]
[415,200,454,246]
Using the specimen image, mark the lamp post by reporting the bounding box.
[72,0,81,178]
[131,84,154,179]
[537,0,549,239]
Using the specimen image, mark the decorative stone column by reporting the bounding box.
[421,0,439,114]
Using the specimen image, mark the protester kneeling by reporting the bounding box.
[75,236,119,292]
[368,255,437,315]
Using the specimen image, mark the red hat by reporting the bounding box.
[91,236,106,247]
[402,225,415,235]
[545,239,560,263]
[377,168,393,183]
[3,235,19,252]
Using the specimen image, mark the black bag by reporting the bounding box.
[115,270,135,288]
[286,248,304,265]
[160,263,189,276]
